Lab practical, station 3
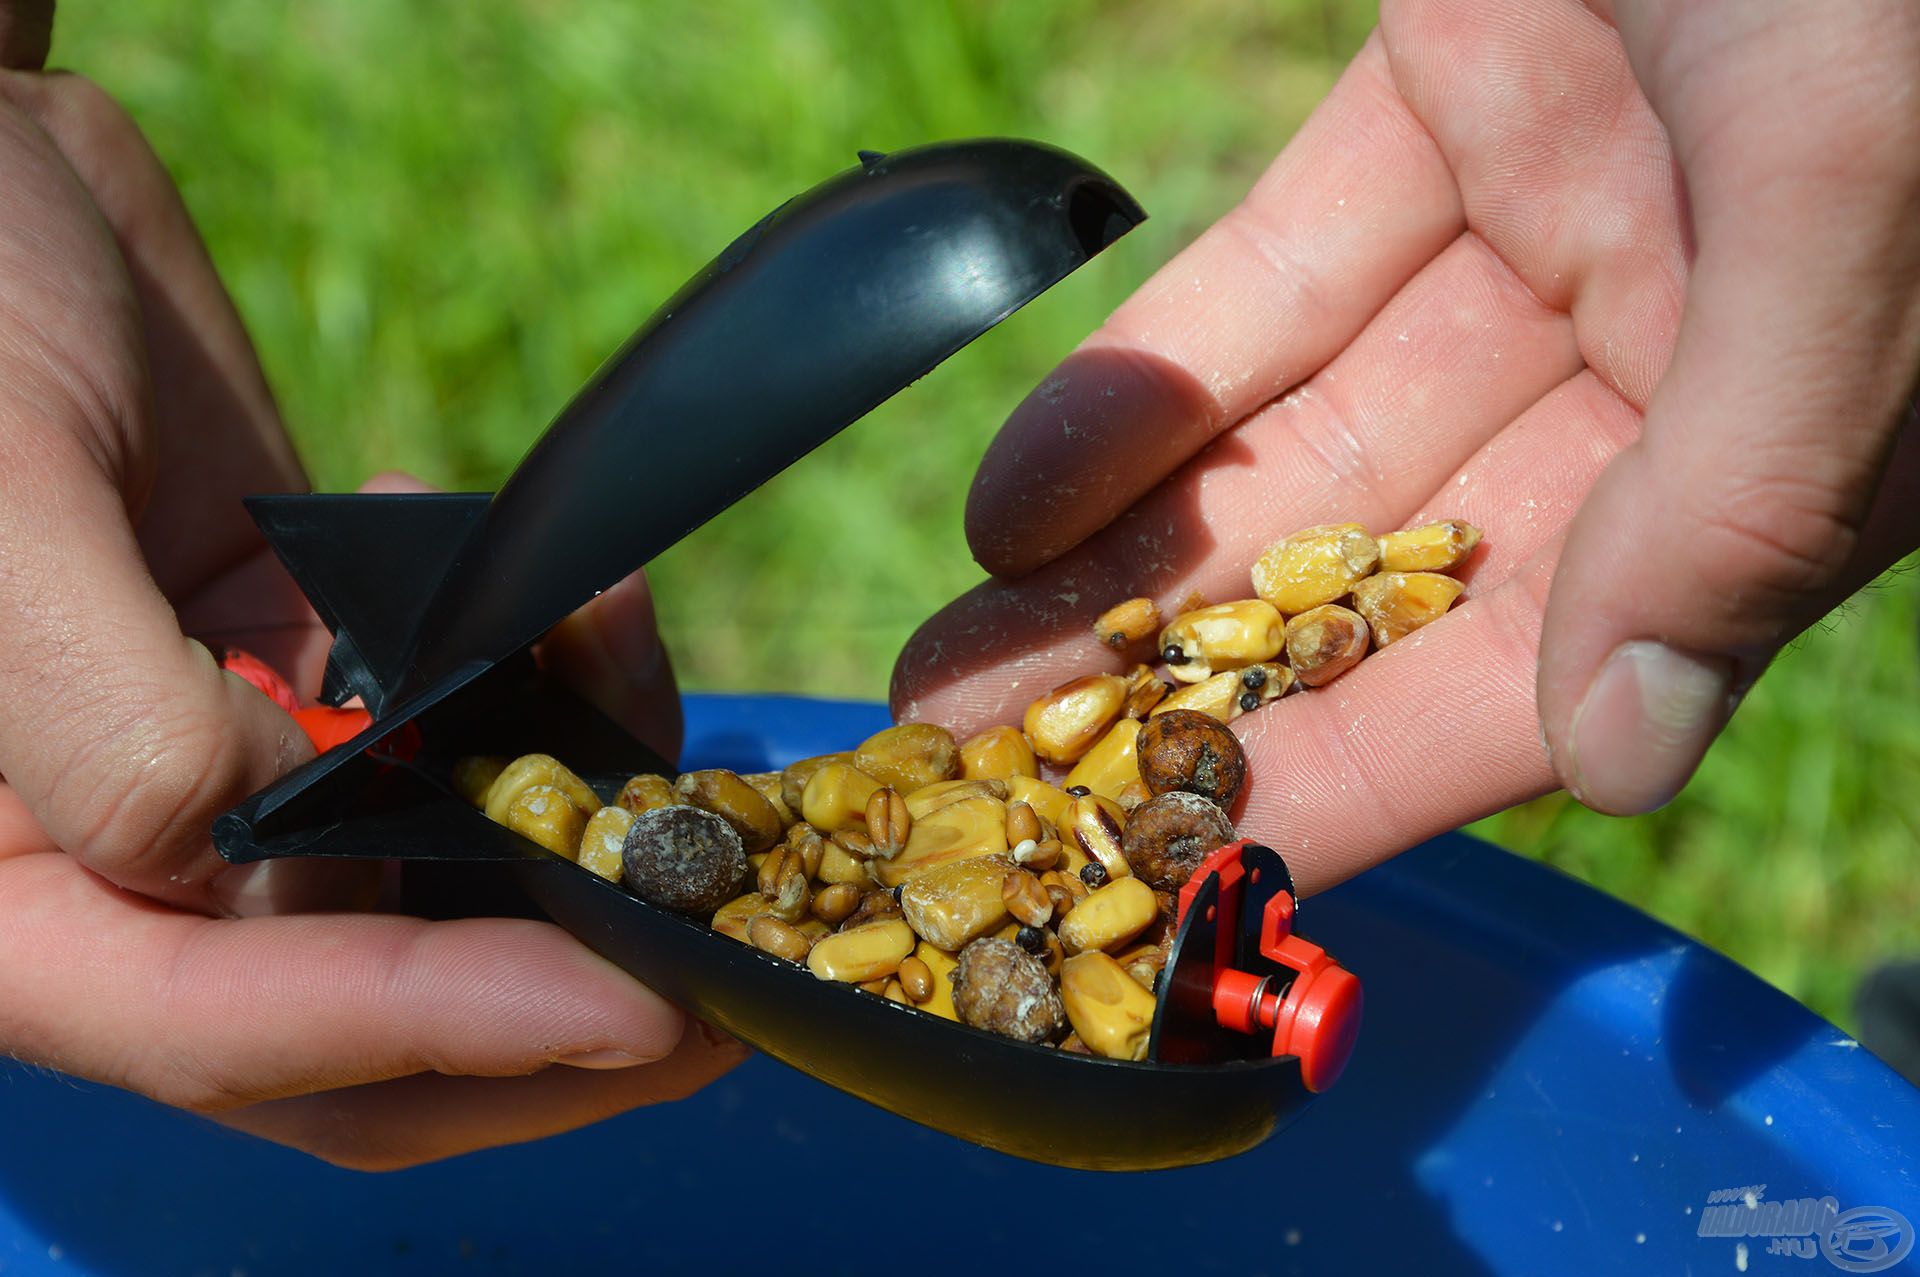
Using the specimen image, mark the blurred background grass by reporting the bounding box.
[51,1,1918,1031]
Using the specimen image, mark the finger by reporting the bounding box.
[213,1026,748,1171]
[540,570,683,765]
[965,32,1465,576]
[0,69,307,602]
[0,100,309,910]
[1539,0,1920,813]
[0,843,692,1112]
[896,232,1586,731]
[0,0,50,69]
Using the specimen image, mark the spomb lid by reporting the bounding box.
[250,139,1144,722]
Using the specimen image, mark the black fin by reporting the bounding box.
[245,493,491,708]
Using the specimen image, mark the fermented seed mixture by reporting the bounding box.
[460,519,1480,1060]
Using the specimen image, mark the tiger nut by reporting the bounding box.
[501,784,587,859]
[675,769,784,855]
[1157,599,1285,684]
[616,772,678,816]
[622,805,749,914]
[1063,717,1144,802]
[1023,673,1128,767]
[1377,518,1481,573]
[958,726,1039,781]
[1285,604,1371,687]
[854,723,960,794]
[1350,571,1466,647]
[1092,596,1162,652]
[1122,790,1238,890]
[577,805,635,883]
[1137,709,1247,810]
[1251,523,1380,615]
[779,751,853,813]
[950,937,1065,1043]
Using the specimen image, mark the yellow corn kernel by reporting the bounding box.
[485,754,598,826]
[1064,717,1143,802]
[1023,673,1129,767]
[800,762,884,832]
[501,783,586,860]
[1005,776,1073,830]
[1148,669,1246,724]
[1057,877,1158,955]
[958,725,1039,781]
[1091,596,1162,651]
[1060,952,1158,1061]
[577,805,634,883]
[876,795,1008,888]
[904,778,1009,820]
[1377,519,1481,573]
[1251,523,1380,615]
[1156,599,1284,684]
[1350,571,1465,647]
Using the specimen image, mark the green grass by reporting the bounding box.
[51,2,1920,1032]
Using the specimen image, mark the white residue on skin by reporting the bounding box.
[1036,376,1070,403]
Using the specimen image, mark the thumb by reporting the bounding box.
[1539,0,1920,814]
[0,99,317,912]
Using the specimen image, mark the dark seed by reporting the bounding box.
[891,884,904,904]
[1080,862,1109,889]
[1241,665,1267,691]
[1016,924,1047,953]
[1162,643,1188,666]
[1238,691,1260,712]
[1064,785,1092,798]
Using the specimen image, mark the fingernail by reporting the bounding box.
[553,1048,650,1070]
[1566,641,1736,815]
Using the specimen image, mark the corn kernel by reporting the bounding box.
[1350,571,1465,647]
[1377,519,1481,573]
[1251,523,1379,615]
[1157,599,1284,684]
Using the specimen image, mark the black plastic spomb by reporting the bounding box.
[216,139,1329,1170]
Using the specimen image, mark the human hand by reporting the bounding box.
[0,14,740,1168]
[892,0,1920,893]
